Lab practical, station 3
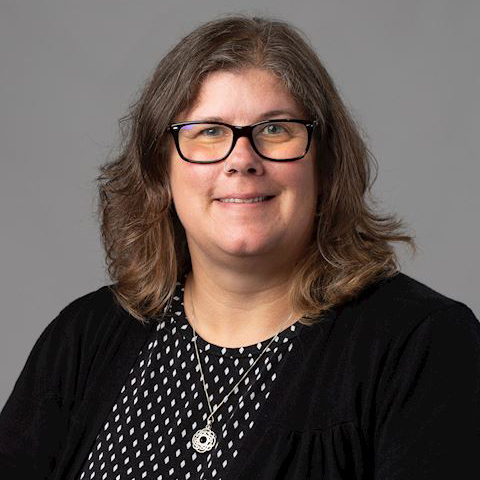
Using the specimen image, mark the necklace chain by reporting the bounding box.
[188,285,296,452]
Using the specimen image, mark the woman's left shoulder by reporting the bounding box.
[350,271,479,340]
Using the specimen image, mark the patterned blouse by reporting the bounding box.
[78,281,300,480]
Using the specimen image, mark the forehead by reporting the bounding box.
[183,68,304,123]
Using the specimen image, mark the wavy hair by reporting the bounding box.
[97,15,416,324]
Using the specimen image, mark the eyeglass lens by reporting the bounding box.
[177,121,309,162]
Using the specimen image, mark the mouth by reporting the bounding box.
[216,196,275,204]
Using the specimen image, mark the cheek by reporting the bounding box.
[276,157,317,203]
[170,159,218,214]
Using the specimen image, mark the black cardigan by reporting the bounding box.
[1,272,480,479]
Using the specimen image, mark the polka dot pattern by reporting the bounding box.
[77,282,299,479]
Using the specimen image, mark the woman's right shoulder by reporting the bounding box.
[39,285,134,348]
[20,285,146,398]
[56,285,119,322]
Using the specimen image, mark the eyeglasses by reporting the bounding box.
[168,119,318,163]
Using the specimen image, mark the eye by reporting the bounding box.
[199,126,223,136]
[262,123,286,135]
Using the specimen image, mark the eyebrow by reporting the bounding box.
[191,109,302,123]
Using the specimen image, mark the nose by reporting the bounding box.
[223,137,265,175]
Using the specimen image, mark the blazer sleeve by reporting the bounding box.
[0,315,71,479]
[373,303,480,480]
[0,286,106,480]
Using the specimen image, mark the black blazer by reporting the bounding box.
[1,272,479,479]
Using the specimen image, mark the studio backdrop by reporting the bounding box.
[1,0,479,409]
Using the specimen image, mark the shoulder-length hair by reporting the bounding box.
[98,15,415,324]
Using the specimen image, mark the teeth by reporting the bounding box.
[220,196,268,203]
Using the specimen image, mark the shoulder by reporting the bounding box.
[340,272,479,345]
[358,271,463,313]
[50,284,123,326]
[19,285,148,398]
[35,285,138,355]
[58,284,120,318]
[58,285,123,322]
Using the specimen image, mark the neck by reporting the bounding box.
[184,255,301,348]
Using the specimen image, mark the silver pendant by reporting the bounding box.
[192,423,217,453]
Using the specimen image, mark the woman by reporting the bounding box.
[1,15,479,480]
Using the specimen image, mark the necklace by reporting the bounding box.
[188,288,296,453]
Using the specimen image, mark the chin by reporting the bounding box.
[216,234,281,258]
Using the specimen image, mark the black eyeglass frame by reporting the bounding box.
[168,119,318,164]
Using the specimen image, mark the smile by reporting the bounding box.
[218,196,273,204]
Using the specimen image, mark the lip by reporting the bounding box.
[215,193,276,201]
[216,198,274,206]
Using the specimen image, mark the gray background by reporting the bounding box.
[1,0,479,409]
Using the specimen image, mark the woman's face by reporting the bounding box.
[169,68,318,266]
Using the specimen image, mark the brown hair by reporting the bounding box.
[98,15,416,324]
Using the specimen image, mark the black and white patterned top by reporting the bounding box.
[78,281,301,480]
